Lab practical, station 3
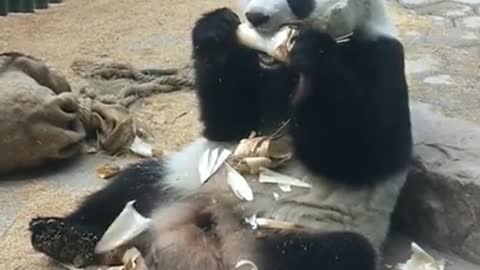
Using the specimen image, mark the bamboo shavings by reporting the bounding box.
[255,218,304,230]
[233,132,292,160]
[244,214,304,231]
[60,264,83,270]
[235,157,273,174]
[198,146,232,183]
[96,201,152,254]
[244,214,260,230]
[278,184,292,192]
[129,136,153,158]
[259,168,311,190]
[226,163,254,201]
[231,132,293,174]
[397,242,445,270]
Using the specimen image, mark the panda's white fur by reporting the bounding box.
[237,0,397,38]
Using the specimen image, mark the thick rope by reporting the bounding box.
[72,60,195,107]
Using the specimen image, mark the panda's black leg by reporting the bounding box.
[192,7,263,141]
[29,159,171,267]
[258,231,377,270]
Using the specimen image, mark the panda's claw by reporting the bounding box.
[29,216,100,268]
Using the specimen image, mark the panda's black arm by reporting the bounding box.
[192,8,263,142]
[290,32,412,186]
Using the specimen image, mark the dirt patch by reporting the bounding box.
[388,1,432,35]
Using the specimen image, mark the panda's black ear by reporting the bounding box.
[287,0,315,19]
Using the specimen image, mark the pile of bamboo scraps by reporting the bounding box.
[197,127,313,206]
[71,59,195,108]
[88,132,307,270]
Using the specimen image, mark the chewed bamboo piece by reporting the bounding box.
[236,23,298,63]
[95,201,152,254]
[230,131,293,174]
[236,23,353,63]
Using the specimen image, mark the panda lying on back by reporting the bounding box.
[29,0,412,269]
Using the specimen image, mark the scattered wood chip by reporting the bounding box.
[105,248,146,270]
[167,111,188,124]
[245,214,259,230]
[244,214,303,231]
[97,164,121,180]
[87,146,98,154]
[255,218,304,230]
[258,168,311,189]
[96,201,152,254]
[198,146,232,183]
[278,184,292,192]
[60,264,83,270]
[122,248,145,270]
[129,136,153,158]
[226,164,254,201]
[397,242,445,270]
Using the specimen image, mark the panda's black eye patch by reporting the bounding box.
[287,0,315,19]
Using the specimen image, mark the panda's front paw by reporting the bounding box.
[192,8,240,59]
[289,29,339,73]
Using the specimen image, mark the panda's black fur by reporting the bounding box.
[29,0,412,269]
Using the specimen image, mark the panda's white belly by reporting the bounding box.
[163,137,407,250]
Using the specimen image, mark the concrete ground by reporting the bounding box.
[0,0,479,269]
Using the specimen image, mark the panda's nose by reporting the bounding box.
[245,12,270,27]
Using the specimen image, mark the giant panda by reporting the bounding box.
[28,0,412,269]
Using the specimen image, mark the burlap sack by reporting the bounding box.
[78,97,136,155]
[0,53,86,174]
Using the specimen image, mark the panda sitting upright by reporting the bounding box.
[29,0,412,269]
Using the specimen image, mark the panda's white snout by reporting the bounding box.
[241,0,298,35]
